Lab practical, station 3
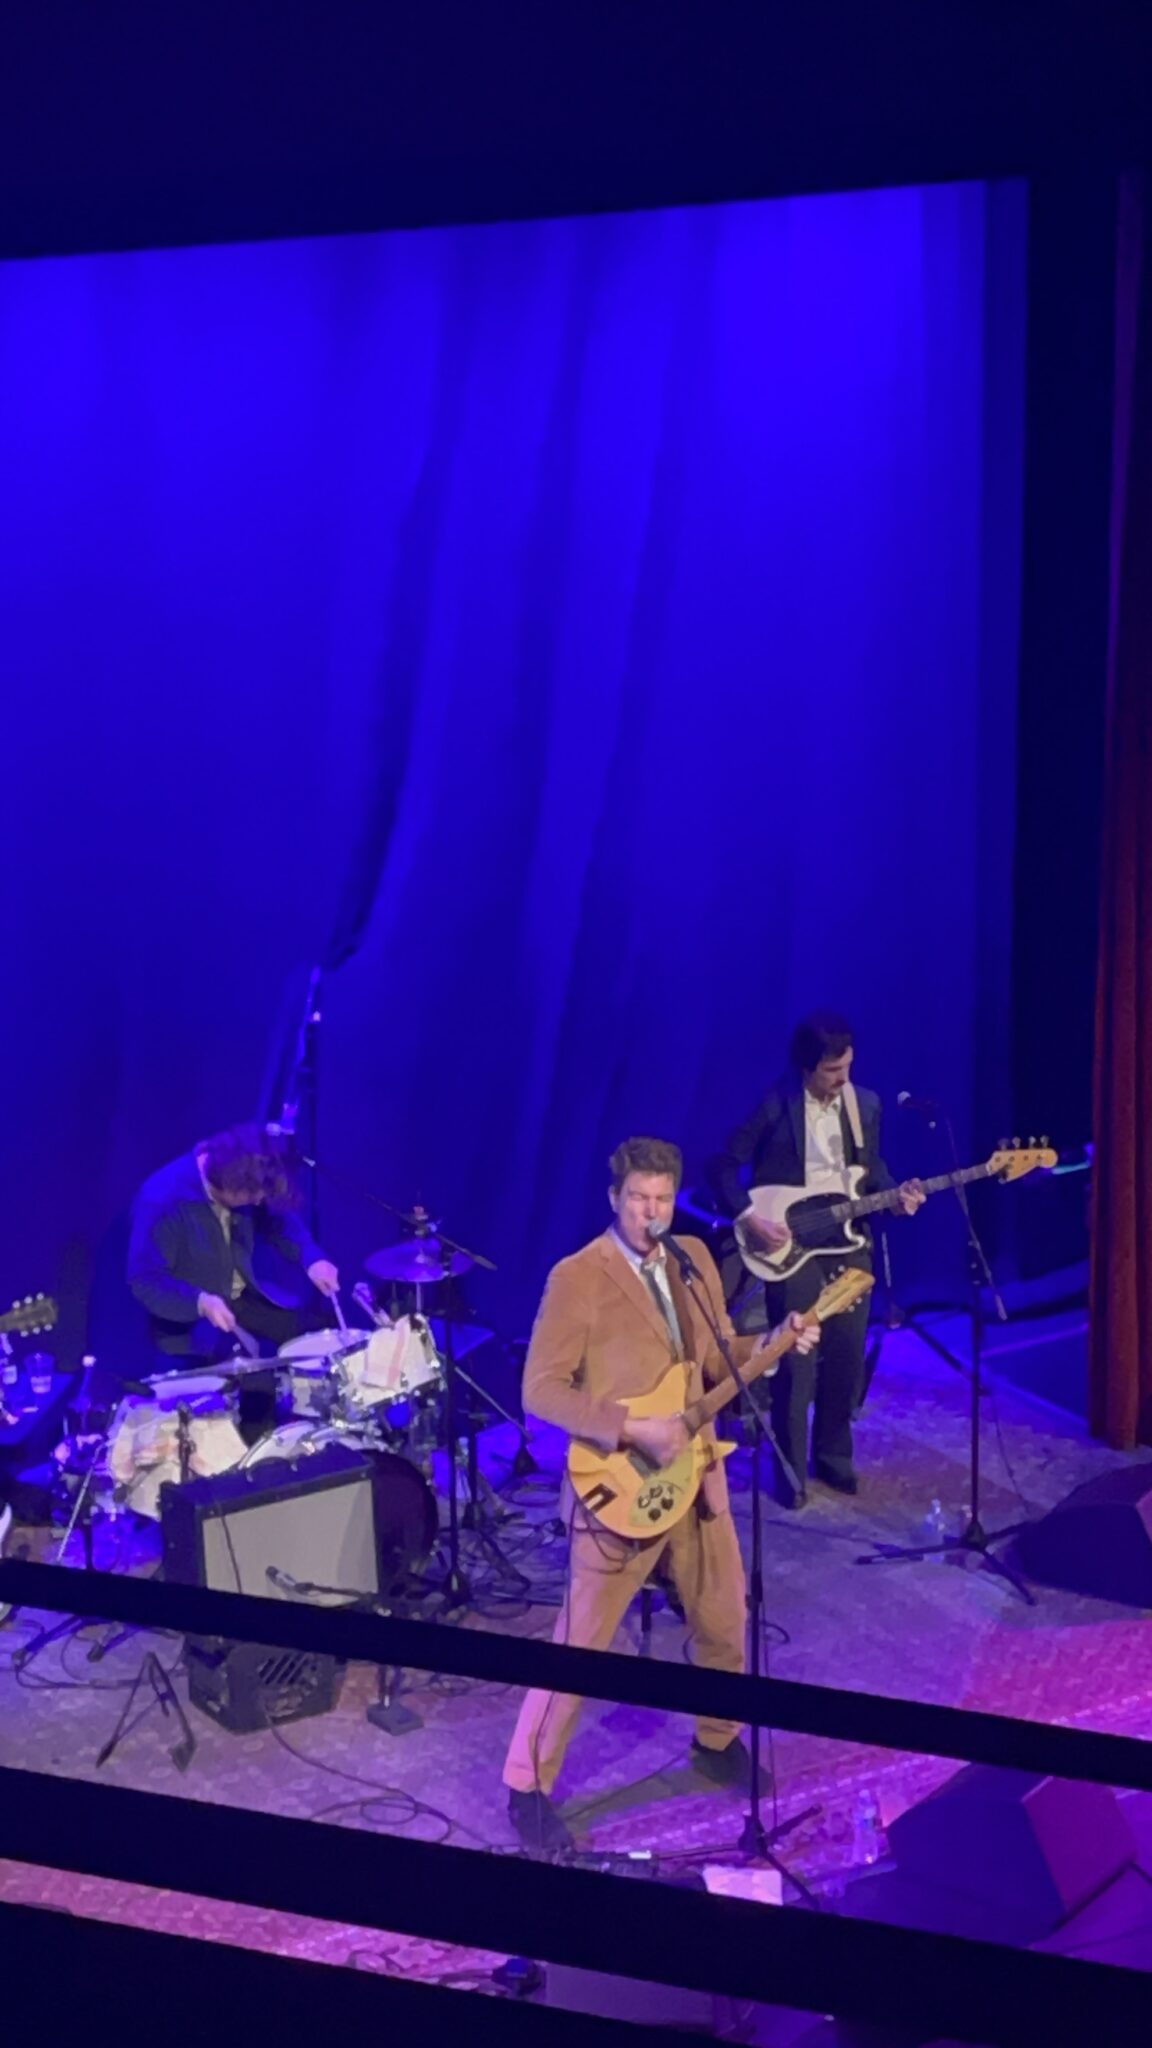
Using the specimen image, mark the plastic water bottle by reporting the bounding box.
[922,1497,947,1544]
[0,1338,17,1388]
[852,1791,885,1868]
[28,1352,54,1399]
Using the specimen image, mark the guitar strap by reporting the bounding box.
[841,1079,865,1158]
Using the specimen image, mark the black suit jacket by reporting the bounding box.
[127,1152,325,1354]
[707,1076,894,1222]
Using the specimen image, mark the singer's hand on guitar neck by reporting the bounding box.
[757,1312,819,1360]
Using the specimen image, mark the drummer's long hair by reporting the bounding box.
[197,1122,301,1209]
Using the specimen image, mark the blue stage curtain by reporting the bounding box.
[0,183,1024,1352]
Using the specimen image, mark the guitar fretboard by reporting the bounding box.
[834,1162,991,1225]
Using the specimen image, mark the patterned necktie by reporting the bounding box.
[644,1259,684,1358]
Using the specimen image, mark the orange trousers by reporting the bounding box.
[503,1500,747,1795]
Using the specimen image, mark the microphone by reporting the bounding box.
[897,1091,939,1115]
[266,1564,309,1596]
[647,1218,700,1278]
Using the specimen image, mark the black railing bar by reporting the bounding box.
[3,1557,1151,1790]
[1,1764,1149,2047]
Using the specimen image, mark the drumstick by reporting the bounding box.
[332,1291,349,1334]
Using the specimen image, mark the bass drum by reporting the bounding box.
[242,1424,438,1595]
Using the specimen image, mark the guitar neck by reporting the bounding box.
[841,1162,991,1224]
[687,1326,796,1432]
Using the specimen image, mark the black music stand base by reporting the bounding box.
[859,1512,1035,1604]
[367,1663,423,1735]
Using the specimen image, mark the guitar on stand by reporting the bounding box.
[1,1293,61,1623]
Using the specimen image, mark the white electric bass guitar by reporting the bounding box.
[735,1144,1056,1283]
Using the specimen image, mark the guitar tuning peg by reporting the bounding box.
[1028,1135,1036,1148]
[1012,1135,1020,1149]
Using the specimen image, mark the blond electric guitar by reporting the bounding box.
[735,1144,1056,1283]
[568,1266,874,1537]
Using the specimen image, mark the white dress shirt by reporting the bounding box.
[612,1231,683,1352]
[804,1091,853,1198]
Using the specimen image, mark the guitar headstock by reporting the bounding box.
[0,1293,59,1338]
[987,1140,1058,1183]
[812,1267,875,1321]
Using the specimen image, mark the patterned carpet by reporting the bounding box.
[2,1317,1150,2020]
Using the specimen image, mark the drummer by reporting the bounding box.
[126,1122,340,1438]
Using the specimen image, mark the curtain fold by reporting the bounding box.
[1090,174,1152,1448]
[0,185,1024,1353]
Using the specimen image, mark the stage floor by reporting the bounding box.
[3,1319,1151,2013]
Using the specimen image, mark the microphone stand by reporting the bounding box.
[669,1237,819,1904]
[856,1110,1036,1602]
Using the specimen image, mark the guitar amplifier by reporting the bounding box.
[161,1443,379,1732]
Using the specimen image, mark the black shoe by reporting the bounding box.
[814,1465,858,1496]
[775,1482,808,1511]
[691,1736,772,1795]
[508,1788,575,1854]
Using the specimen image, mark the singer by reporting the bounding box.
[708,1014,924,1507]
[502,1134,815,1853]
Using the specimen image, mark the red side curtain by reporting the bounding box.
[1090,173,1152,1448]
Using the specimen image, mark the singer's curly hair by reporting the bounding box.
[608,1136,683,1193]
[197,1123,301,1209]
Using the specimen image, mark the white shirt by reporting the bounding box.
[804,1091,853,1197]
[612,1231,682,1348]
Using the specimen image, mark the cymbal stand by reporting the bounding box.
[435,1253,471,1610]
[434,1261,531,1600]
[453,1361,528,1524]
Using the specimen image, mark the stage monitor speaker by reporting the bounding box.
[1016,1462,1152,1605]
[160,1443,378,1732]
[887,1765,1136,1944]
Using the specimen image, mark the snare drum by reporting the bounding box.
[277,1329,373,1418]
[340,1315,443,1412]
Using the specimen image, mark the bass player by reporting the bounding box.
[708,1012,924,1509]
[501,1134,816,1854]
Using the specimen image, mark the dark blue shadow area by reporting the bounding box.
[0,181,1025,1357]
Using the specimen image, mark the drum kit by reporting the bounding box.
[61,1228,514,1604]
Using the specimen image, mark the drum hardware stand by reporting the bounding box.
[437,1294,471,1609]
[855,1115,1036,1604]
[11,1431,112,1665]
[455,1342,538,1481]
[679,1248,821,1903]
[367,1661,423,1736]
[294,1152,504,1613]
[454,1366,523,1529]
[90,1405,196,1663]
[96,1648,196,1772]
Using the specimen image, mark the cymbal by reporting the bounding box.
[365,1239,474,1284]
